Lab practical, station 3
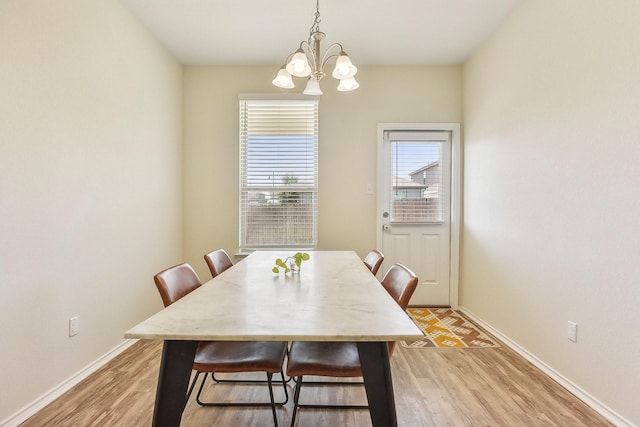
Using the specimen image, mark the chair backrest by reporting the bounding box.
[380,263,418,356]
[363,249,384,276]
[204,249,234,279]
[154,263,202,307]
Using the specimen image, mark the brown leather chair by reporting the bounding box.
[203,249,289,386]
[363,249,384,276]
[204,248,234,278]
[154,263,288,426]
[285,263,418,427]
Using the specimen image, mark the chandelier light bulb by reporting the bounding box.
[286,49,312,77]
[331,52,357,79]
[337,65,349,76]
[272,67,295,89]
[337,76,360,92]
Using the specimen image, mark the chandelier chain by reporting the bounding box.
[308,0,322,40]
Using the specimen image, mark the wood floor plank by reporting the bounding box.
[20,331,612,426]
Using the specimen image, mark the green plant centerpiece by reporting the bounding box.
[272,252,310,274]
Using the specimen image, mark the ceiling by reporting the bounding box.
[119,0,523,66]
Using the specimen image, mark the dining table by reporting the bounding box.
[125,250,424,426]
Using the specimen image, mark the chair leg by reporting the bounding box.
[195,371,289,408]
[279,370,289,405]
[211,371,293,385]
[267,373,278,427]
[195,372,211,406]
[289,375,369,414]
[290,375,303,427]
[298,378,364,386]
[185,371,202,403]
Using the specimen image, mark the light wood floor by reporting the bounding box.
[20,327,612,426]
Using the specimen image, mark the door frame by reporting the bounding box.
[376,123,461,309]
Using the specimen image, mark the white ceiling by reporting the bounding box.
[119,0,523,66]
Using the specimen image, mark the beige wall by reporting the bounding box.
[462,0,640,424]
[11,0,638,423]
[182,65,462,279]
[0,0,182,421]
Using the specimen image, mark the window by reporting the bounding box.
[239,97,319,251]
[386,131,449,223]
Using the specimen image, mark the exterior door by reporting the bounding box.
[378,127,453,306]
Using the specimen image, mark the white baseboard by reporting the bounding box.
[459,307,634,427]
[2,319,635,427]
[0,339,139,427]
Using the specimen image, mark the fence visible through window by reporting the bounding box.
[244,201,314,246]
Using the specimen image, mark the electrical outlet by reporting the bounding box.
[69,316,79,337]
[567,321,577,343]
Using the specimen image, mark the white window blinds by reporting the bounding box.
[239,98,318,250]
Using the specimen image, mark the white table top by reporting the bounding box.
[125,250,423,342]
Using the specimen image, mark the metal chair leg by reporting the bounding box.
[290,375,303,427]
[267,373,278,427]
[195,370,289,407]
[289,373,369,427]
[279,370,290,404]
[185,371,202,403]
[212,372,293,385]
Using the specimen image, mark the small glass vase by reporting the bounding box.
[289,259,300,274]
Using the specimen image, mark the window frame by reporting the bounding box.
[238,94,320,252]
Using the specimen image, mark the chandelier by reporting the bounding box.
[272,0,359,95]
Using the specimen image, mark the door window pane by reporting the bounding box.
[390,141,442,223]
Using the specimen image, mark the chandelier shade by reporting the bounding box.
[302,78,323,96]
[337,77,360,92]
[286,49,313,77]
[331,53,358,79]
[272,67,295,89]
[272,0,359,94]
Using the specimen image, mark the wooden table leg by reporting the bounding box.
[357,341,398,427]
[152,340,198,427]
